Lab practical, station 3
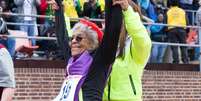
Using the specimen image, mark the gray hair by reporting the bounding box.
[71,22,99,51]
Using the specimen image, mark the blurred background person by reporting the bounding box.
[82,0,102,19]
[0,43,15,101]
[0,0,16,30]
[39,0,54,36]
[166,0,189,64]
[14,0,41,46]
[150,13,167,63]
[0,7,16,58]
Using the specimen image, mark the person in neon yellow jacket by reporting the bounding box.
[62,0,104,37]
[63,0,79,18]
[98,0,105,12]
[62,0,79,37]
[103,0,152,100]
[75,0,105,13]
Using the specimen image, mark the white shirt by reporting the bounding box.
[23,0,32,20]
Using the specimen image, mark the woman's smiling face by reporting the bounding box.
[70,31,90,57]
[70,20,101,57]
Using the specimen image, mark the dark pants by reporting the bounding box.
[168,28,189,63]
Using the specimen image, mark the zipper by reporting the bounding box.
[129,75,136,95]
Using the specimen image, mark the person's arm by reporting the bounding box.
[91,2,122,69]
[54,0,71,61]
[123,5,152,65]
[82,0,122,100]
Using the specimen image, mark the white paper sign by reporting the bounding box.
[53,75,82,101]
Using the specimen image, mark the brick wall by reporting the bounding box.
[14,68,65,101]
[143,71,201,100]
[13,60,201,101]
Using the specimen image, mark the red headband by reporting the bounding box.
[80,19,103,43]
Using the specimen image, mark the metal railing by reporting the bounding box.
[0,35,57,40]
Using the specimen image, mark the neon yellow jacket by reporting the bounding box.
[103,6,152,101]
[167,6,186,30]
[98,0,105,12]
[63,0,78,18]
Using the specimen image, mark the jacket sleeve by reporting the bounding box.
[123,6,152,65]
[55,0,71,61]
[14,0,24,6]
[91,5,122,70]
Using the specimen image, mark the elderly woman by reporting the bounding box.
[52,0,123,100]
[0,44,15,101]
[54,19,121,101]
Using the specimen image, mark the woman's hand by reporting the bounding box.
[47,0,59,10]
[112,0,129,11]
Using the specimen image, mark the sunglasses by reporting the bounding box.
[70,35,85,42]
